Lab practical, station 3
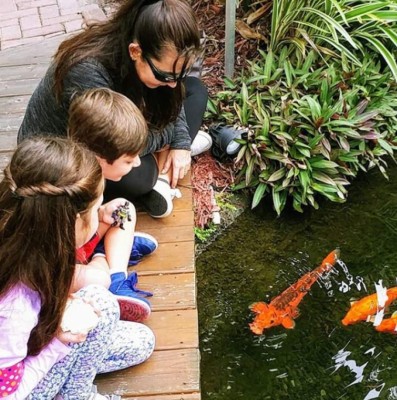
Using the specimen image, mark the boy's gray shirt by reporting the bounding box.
[17,59,191,155]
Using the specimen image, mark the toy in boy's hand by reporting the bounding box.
[249,249,340,335]
[111,201,132,230]
[61,298,99,335]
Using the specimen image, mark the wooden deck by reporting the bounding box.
[0,35,200,400]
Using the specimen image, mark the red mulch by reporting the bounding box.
[192,0,260,97]
[189,0,261,228]
[191,152,235,228]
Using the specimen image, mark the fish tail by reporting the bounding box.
[317,249,340,273]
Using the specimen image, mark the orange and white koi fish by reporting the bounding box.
[341,287,397,326]
[374,311,397,334]
[249,249,340,335]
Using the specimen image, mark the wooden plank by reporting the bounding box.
[0,64,47,82]
[0,131,17,152]
[0,151,13,172]
[0,114,24,131]
[175,186,193,211]
[0,35,66,67]
[141,225,194,244]
[95,348,200,397]
[0,95,30,115]
[137,210,193,229]
[0,78,40,97]
[137,241,194,275]
[0,39,200,400]
[137,273,196,311]
[148,309,198,350]
[123,393,200,400]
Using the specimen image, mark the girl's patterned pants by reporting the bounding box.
[27,285,155,400]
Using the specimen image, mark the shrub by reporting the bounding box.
[208,49,397,214]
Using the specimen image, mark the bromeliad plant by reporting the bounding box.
[208,49,397,214]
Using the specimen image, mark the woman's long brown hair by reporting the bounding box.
[0,137,103,356]
[53,0,200,130]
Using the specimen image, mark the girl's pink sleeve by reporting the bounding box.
[0,285,71,398]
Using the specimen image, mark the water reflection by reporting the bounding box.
[197,164,397,400]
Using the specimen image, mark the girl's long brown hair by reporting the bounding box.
[0,137,103,356]
[53,0,201,130]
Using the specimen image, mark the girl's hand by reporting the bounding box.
[58,295,101,344]
[161,149,191,188]
[56,329,87,344]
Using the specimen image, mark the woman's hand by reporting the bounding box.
[161,149,191,188]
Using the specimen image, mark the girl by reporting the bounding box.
[18,0,209,219]
[0,137,155,399]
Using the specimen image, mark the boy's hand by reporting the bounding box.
[99,198,134,226]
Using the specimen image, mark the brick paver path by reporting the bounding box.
[0,0,109,50]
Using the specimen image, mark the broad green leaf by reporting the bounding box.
[206,98,218,115]
[309,134,325,148]
[284,59,293,87]
[378,138,394,155]
[343,3,389,22]
[252,183,267,209]
[267,168,286,182]
[310,159,339,169]
[272,187,282,215]
[298,170,310,197]
[224,77,237,89]
[245,157,255,185]
[264,51,274,84]
[313,171,337,185]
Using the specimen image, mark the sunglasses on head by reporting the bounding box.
[144,56,190,83]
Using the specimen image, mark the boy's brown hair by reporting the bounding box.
[68,88,148,163]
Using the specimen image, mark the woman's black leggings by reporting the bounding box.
[104,76,208,202]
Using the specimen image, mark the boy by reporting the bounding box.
[69,88,156,323]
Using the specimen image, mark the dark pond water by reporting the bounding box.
[197,163,397,400]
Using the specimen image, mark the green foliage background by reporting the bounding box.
[208,0,397,214]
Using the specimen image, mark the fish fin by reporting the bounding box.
[392,311,397,318]
[350,300,357,306]
[282,317,296,329]
[250,302,269,314]
[367,315,375,323]
[249,322,263,335]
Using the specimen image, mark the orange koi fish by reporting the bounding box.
[375,312,397,334]
[249,249,340,335]
[341,287,397,326]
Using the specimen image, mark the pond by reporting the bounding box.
[197,163,397,400]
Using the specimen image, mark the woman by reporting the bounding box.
[0,137,154,399]
[18,0,209,218]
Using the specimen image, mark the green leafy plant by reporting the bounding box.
[209,49,397,214]
[247,0,397,80]
[194,225,218,243]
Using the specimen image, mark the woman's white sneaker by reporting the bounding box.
[191,130,213,157]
